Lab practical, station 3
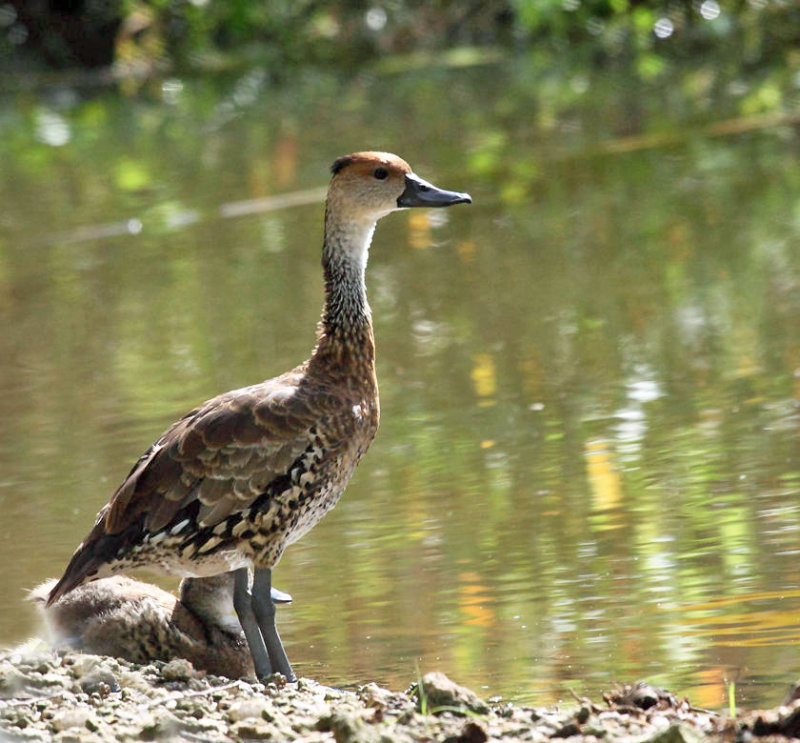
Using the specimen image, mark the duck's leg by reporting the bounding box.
[232,567,273,680]
[252,567,296,682]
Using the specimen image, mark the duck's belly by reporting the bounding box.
[245,456,360,565]
[120,422,377,577]
[79,545,249,589]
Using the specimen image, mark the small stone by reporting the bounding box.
[8,645,53,671]
[359,682,412,713]
[605,682,679,711]
[137,710,182,741]
[85,717,100,732]
[418,672,489,716]
[360,682,392,708]
[0,661,29,697]
[51,708,93,732]
[644,723,704,743]
[175,698,212,720]
[3,708,33,729]
[232,721,274,739]
[188,677,208,693]
[56,732,90,743]
[79,669,120,695]
[553,721,582,738]
[32,659,55,675]
[226,698,275,722]
[396,708,419,725]
[67,655,100,677]
[31,672,68,688]
[752,702,800,737]
[160,659,194,682]
[444,720,489,743]
[322,710,380,743]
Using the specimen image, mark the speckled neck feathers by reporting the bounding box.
[312,206,377,377]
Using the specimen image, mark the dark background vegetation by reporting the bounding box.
[2,0,798,76]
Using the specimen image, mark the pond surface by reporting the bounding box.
[0,54,798,710]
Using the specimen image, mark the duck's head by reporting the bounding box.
[327,151,472,226]
[179,574,242,635]
[179,574,293,636]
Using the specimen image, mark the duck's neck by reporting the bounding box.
[311,209,377,376]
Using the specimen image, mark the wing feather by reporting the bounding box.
[46,368,351,606]
[103,373,316,537]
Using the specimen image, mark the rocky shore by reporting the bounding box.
[1,646,799,742]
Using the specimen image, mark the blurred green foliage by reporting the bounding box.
[2,0,798,76]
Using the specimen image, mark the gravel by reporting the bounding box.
[0,646,795,742]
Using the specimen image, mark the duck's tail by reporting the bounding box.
[46,502,148,606]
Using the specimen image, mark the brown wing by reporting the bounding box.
[47,370,320,605]
[107,377,316,533]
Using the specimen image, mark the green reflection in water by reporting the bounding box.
[0,58,798,709]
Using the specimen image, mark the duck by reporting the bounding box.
[46,152,471,683]
[30,574,291,679]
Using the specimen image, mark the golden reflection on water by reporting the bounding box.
[470,353,497,405]
[584,438,623,516]
[676,590,800,648]
[407,211,432,250]
[458,572,496,629]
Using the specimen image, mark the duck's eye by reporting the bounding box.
[373,167,388,180]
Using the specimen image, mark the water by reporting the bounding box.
[1,56,798,710]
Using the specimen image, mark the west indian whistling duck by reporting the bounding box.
[47,152,471,682]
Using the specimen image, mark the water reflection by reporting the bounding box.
[0,59,798,709]
[34,109,71,147]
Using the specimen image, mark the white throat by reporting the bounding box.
[325,215,377,275]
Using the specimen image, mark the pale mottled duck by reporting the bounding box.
[47,152,472,682]
[32,574,290,679]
